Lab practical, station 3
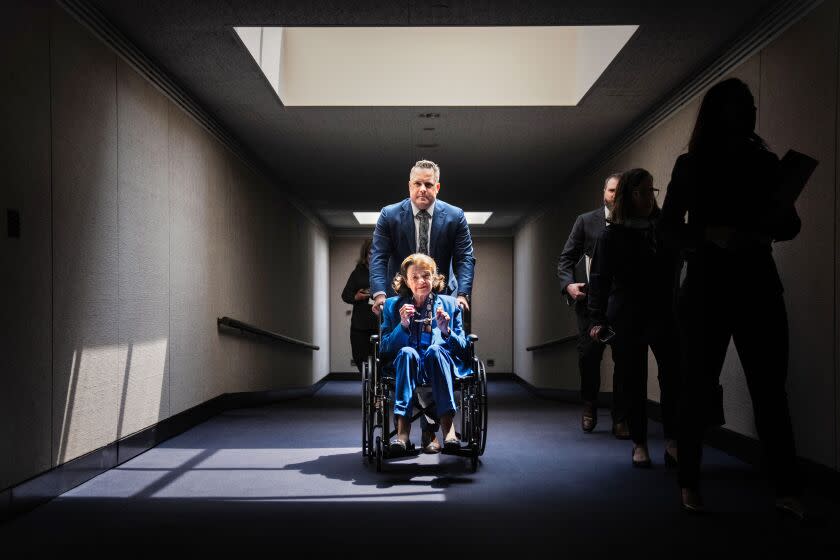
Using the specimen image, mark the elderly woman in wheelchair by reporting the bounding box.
[379,253,471,456]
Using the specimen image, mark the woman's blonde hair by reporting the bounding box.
[392,253,446,297]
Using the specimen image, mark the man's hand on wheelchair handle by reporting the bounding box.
[456,295,470,311]
[372,294,386,316]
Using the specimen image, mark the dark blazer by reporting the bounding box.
[557,207,607,305]
[341,262,379,331]
[660,146,801,295]
[379,293,471,378]
[370,198,475,298]
[587,215,678,329]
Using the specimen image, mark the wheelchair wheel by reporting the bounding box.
[476,359,488,456]
[362,360,373,461]
[458,383,472,449]
[470,445,479,473]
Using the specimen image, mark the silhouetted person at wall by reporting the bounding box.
[660,78,805,517]
[370,159,476,453]
[587,169,681,468]
[341,238,379,373]
[557,174,629,438]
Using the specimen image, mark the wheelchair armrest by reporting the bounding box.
[468,334,478,343]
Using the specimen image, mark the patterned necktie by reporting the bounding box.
[417,209,430,254]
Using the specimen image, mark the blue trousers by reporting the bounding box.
[393,345,458,419]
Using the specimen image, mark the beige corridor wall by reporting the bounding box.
[0,1,329,490]
[330,235,513,374]
[514,2,840,468]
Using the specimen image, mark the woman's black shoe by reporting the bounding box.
[776,496,809,522]
[681,488,704,514]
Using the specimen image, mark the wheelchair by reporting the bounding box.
[361,326,488,472]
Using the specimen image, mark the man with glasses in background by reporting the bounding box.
[557,173,630,439]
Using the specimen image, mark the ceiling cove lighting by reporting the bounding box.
[354,212,492,225]
[234,26,637,106]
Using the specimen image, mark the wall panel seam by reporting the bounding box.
[49,0,56,469]
[115,49,120,441]
[835,0,840,471]
[167,99,171,420]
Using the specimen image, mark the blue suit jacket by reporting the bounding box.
[369,198,475,297]
[379,294,472,378]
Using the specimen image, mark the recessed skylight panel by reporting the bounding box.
[235,26,637,106]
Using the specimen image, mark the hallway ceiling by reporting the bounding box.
[87,0,777,231]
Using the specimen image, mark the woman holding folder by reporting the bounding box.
[659,78,805,517]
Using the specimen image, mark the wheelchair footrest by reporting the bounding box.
[382,441,417,459]
[440,443,475,457]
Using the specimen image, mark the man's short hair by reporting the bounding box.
[604,172,622,188]
[410,160,440,184]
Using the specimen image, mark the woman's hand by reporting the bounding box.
[354,288,370,301]
[399,304,415,329]
[435,305,450,336]
[589,325,603,341]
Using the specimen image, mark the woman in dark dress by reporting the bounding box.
[341,238,379,373]
[660,78,804,516]
[588,168,681,470]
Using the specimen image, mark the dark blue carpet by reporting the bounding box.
[0,380,836,556]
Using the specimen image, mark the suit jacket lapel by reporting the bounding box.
[429,201,446,258]
[400,199,415,253]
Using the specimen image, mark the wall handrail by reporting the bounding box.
[525,335,577,352]
[217,316,320,350]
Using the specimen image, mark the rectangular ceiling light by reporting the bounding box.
[353,212,383,225]
[463,212,492,225]
[234,26,637,106]
[354,211,492,225]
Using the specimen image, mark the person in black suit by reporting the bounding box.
[341,238,379,373]
[660,78,804,517]
[587,168,681,469]
[557,174,629,438]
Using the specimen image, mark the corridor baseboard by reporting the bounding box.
[0,379,328,523]
[511,375,614,407]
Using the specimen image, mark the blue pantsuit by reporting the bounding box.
[380,294,471,420]
[393,344,458,418]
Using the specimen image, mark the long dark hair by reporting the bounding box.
[358,238,372,266]
[609,168,656,224]
[688,78,767,154]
